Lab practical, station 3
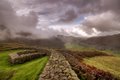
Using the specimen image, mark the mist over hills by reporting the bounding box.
[0,37,65,49]
[81,33,120,50]
[0,33,120,50]
[57,33,120,50]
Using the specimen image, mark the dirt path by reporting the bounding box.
[39,51,79,80]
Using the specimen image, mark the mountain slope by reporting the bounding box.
[82,34,120,50]
[0,37,65,50]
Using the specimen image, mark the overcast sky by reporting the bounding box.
[0,0,120,39]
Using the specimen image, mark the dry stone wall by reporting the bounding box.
[9,51,47,64]
[39,51,79,80]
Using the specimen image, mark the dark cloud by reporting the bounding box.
[101,0,120,13]
[12,0,102,23]
[16,31,33,37]
[0,0,16,25]
[0,0,120,39]
[0,0,38,39]
[0,25,11,40]
[59,10,78,22]
[80,11,120,35]
[17,12,38,28]
[0,25,7,30]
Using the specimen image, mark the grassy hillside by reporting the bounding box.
[81,34,120,50]
[0,50,49,80]
[0,43,119,80]
[83,56,120,79]
[65,43,96,51]
[65,43,120,79]
[0,43,27,51]
[0,37,65,49]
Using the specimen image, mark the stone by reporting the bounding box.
[39,51,79,80]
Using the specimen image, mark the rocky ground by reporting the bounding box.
[39,51,79,80]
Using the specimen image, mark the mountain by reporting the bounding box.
[81,34,120,50]
[0,33,120,50]
[0,37,65,50]
[57,34,120,50]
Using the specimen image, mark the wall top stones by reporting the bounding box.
[39,51,79,80]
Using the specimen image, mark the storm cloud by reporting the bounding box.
[82,11,120,33]
[0,0,120,39]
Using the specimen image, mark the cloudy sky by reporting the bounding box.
[0,0,120,39]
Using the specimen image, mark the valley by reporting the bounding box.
[0,43,120,80]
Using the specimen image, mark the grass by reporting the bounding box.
[0,50,49,80]
[0,43,27,51]
[83,56,120,79]
[65,43,96,51]
[102,50,120,57]
[66,43,120,79]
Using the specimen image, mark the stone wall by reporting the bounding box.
[39,51,79,80]
[9,52,47,64]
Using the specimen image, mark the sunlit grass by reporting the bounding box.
[0,50,49,80]
[84,56,120,79]
[65,43,96,51]
[65,43,120,79]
